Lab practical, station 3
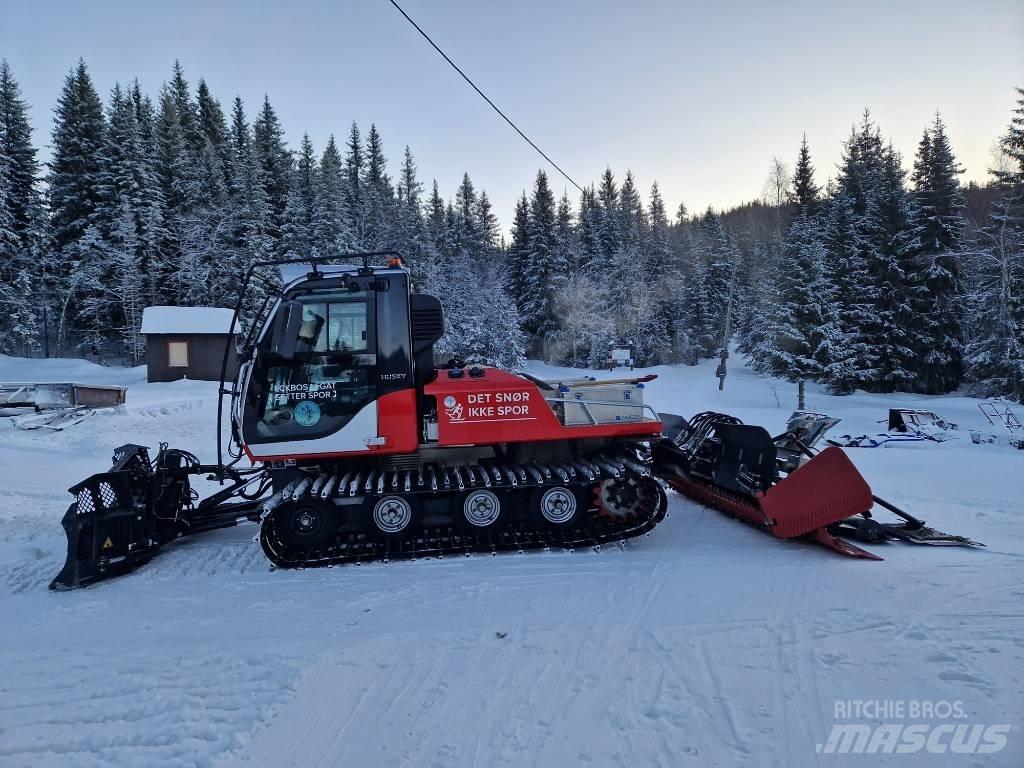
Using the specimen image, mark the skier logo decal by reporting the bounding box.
[443,395,465,422]
[294,400,322,427]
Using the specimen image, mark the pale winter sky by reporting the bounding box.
[2,0,1022,232]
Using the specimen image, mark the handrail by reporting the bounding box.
[543,395,661,426]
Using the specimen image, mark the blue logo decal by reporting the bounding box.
[294,400,321,427]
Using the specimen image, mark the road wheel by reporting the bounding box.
[462,489,503,529]
[536,486,580,527]
[274,500,339,552]
[371,495,416,537]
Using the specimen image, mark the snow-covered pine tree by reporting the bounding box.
[311,134,350,259]
[790,134,820,214]
[101,83,166,349]
[547,190,605,365]
[596,168,620,271]
[49,61,107,254]
[343,122,365,248]
[692,209,736,360]
[107,199,145,363]
[819,191,870,392]
[453,172,482,262]
[521,170,563,358]
[196,79,231,181]
[0,60,42,354]
[964,87,1024,400]
[47,60,108,354]
[867,143,920,391]
[831,113,888,391]
[909,113,967,393]
[458,180,525,369]
[765,212,840,401]
[126,80,167,302]
[736,238,781,372]
[576,185,601,269]
[227,121,276,325]
[361,124,395,251]
[252,95,292,243]
[153,86,192,303]
[476,191,500,259]
[647,182,678,363]
[618,171,646,250]
[279,133,318,259]
[229,97,248,163]
[168,61,199,153]
[505,192,531,315]
[395,146,425,279]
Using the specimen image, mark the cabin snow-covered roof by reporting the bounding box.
[140,306,236,335]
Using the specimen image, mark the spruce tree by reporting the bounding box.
[869,144,920,391]
[252,95,291,236]
[521,170,561,355]
[47,60,108,352]
[279,133,317,258]
[909,114,966,393]
[311,134,349,258]
[768,213,840,396]
[49,60,107,252]
[596,167,620,268]
[101,83,166,338]
[395,146,425,278]
[965,87,1024,400]
[0,60,42,353]
[831,112,889,390]
[361,124,394,250]
[791,134,820,213]
[820,192,870,392]
[168,60,199,152]
[344,122,364,247]
[506,192,531,314]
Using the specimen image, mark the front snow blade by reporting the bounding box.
[50,467,165,590]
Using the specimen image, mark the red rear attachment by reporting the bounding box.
[757,447,873,538]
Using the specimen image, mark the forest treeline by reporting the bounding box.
[0,59,1021,399]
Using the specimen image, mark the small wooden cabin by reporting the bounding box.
[140,307,238,383]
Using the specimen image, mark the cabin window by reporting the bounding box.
[168,341,190,368]
[251,293,376,441]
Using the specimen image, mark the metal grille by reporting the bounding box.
[76,489,95,514]
[98,481,117,509]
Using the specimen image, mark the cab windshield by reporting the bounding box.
[247,292,377,443]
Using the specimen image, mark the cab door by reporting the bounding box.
[241,289,382,460]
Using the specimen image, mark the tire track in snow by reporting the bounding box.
[0,650,302,768]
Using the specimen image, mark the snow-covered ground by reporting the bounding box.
[0,353,1021,767]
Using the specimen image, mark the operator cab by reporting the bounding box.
[234,264,441,462]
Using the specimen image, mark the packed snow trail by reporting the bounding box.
[1,353,1021,767]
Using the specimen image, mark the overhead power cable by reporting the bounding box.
[387,0,584,194]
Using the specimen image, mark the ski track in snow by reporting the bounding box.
[1,354,1022,767]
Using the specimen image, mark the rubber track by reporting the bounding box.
[259,473,667,569]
